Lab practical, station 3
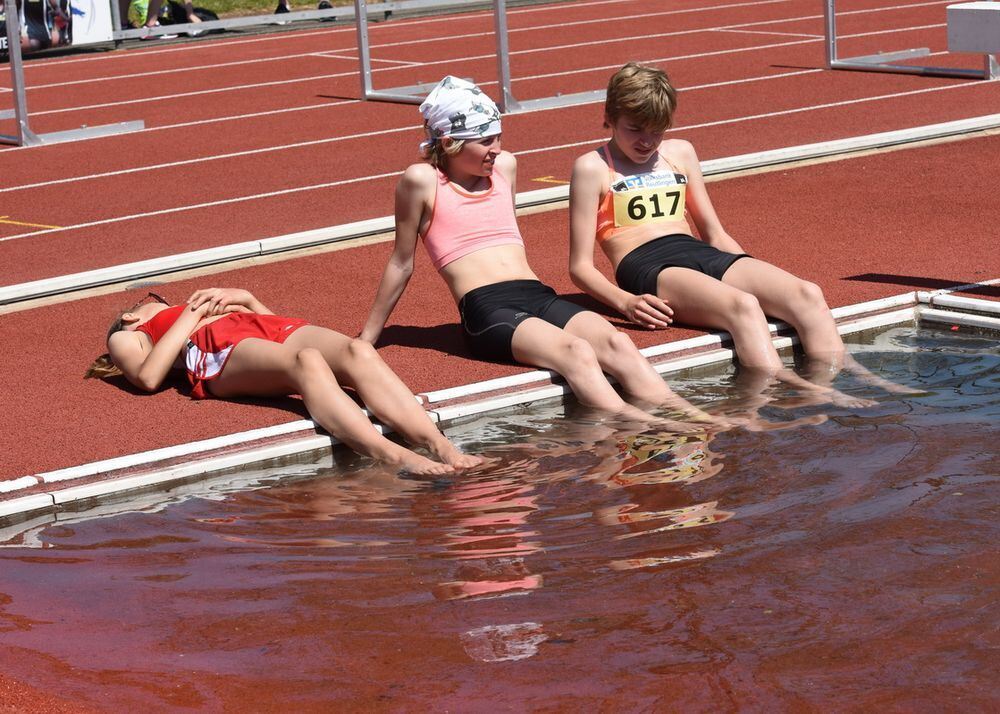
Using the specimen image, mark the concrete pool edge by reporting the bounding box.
[1,284,998,525]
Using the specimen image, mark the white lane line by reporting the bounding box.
[25,73,358,116]
[0,123,418,194]
[8,5,951,118]
[311,51,420,66]
[714,28,824,38]
[517,78,980,156]
[7,3,779,90]
[0,170,404,242]
[0,78,989,241]
[4,0,950,92]
[0,69,831,194]
[14,0,797,71]
[11,4,500,68]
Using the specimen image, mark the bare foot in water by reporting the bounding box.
[428,437,486,470]
[395,452,456,476]
[744,413,828,432]
[829,391,878,409]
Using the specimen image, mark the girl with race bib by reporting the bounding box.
[569,62,878,407]
[360,76,710,425]
[86,287,481,475]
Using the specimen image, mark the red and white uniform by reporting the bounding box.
[136,306,307,399]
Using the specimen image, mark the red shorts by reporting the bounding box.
[184,312,308,399]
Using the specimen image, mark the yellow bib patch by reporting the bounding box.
[611,171,687,228]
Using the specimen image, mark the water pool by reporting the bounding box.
[1,326,997,709]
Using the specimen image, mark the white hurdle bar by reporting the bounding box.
[354,0,605,112]
[0,0,144,147]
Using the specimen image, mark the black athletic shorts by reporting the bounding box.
[615,234,750,296]
[458,279,588,363]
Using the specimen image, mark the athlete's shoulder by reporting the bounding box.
[572,148,609,180]
[400,161,438,186]
[495,150,517,170]
[663,138,698,161]
[107,329,147,362]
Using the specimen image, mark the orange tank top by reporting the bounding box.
[595,145,693,244]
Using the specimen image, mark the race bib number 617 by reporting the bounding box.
[613,184,687,227]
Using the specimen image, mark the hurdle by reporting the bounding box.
[824,0,999,80]
[355,0,604,112]
[0,0,144,146]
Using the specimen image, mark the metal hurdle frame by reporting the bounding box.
[1,0,143,146]
[824,0,999,80]
[355,0,604,112]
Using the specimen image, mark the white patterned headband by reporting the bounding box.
[419,76,502,151]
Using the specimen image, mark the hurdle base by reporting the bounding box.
[11,121,146,147]
[363,80,471,105]
[830,58,992,79]
[504,89,606,115]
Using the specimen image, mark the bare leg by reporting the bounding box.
[560,310,720,425]
[657,266,784,370]
[208,338,454,475]
[144,0,162,26]
[284,326,482,468]
[722,258,844,357]
[658,266,872,408]
[510,317,655,422]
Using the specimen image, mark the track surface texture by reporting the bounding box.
[0,0,998,480]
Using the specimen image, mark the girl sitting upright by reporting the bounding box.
[569,62,878,407]
[360,76,708,424]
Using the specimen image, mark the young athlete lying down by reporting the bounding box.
[86,287,482,475]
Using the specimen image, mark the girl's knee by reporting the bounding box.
[563,336,601,370]
[606,330,640,357]
[346,338,380,364]
[798,280,829,310]
[295,347,328,375]
[728,291,764,321]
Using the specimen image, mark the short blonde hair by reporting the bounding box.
[420,131,466,169]
[604,62,678,133]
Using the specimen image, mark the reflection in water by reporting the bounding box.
[430,468,544,601]
[611,431,718,486]
[0,328,996,709]
[429,416,731,604]
[460,622,548,663]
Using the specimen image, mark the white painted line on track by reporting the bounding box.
[24,74,357,116]
[312,51,420,66]
[1,86,995,245]
[7,13,952,125]
[0,0,704,79]
[516,77,985,156]
[0,123,417,194]
[0,170,404,242]
[0,67,871,194]
[7,0,952,94]
[16,0,798,71]
[714,28,823,38]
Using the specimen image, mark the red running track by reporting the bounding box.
[0,133,997,481]
[1,0,999,285]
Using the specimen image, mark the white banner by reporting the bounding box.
[0,0,112,56]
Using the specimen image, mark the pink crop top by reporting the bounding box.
[135,304,186,344]
[421,168,524,270]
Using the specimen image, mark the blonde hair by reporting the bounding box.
[420,131,466,169]
[84,302,144,380]
[85,353,122,380]
[604,62,678,133]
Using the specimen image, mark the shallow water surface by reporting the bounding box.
[1,327,997,710]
